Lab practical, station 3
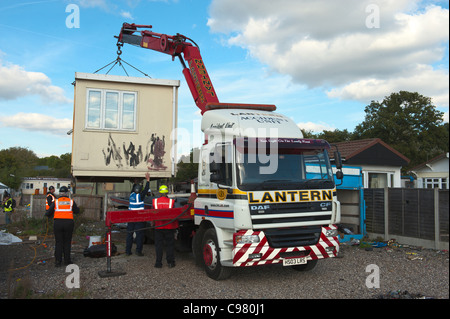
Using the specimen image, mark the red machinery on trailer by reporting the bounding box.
[99,197,194,277]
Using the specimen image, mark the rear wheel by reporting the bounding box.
[202,228,232,280]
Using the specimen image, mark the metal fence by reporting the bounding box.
[365,188,449,250]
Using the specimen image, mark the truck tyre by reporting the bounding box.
[202,228,232,280]
[192,230,203,266]
[291,259,318,272]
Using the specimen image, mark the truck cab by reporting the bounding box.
[193,107,342,279]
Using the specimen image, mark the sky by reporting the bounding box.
[0,0,448,158]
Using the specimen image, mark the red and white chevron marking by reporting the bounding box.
[232,225,339,267]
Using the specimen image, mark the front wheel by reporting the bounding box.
[202,228,232,280]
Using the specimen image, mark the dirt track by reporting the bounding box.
[1,226,448,301]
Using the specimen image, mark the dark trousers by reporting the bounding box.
[155,229,176,265]
[53,219,74,264]
[126,222,145,254]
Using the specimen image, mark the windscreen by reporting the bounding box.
[235,138,335,191]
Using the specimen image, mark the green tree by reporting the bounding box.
[316,129,354,144]
[171,149,198,183]
[301,128,354,143]
[36,153,72,177]
[354,91,448,169]
[0,147,39,190]
[0,148,72,190]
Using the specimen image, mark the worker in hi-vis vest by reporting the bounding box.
[46,186,79,267]
[126,172,150,256]
[2,192,14,225]
[152,185,178,268]
[45,185,56,210]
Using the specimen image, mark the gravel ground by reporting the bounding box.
[1,227,448,302]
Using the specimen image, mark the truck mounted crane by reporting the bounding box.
[102,23,343,280]
[116,23,277,115]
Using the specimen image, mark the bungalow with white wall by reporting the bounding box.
[409,153,449,189]
[20,177,71,195]
[330,138,410,188]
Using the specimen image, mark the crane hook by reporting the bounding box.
[116,42,123,56]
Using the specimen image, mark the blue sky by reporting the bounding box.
[0,0,448,158]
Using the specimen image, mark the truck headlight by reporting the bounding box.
[325,229,338,237]
[234,233,260,245]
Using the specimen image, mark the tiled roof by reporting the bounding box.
[330,138,410,163]
[411,152,448,170]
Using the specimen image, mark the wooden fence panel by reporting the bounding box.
[418,189,435,240]
[439,190,449,242]
[24,194,103,221]
[73,195,103,221]
[365,188,449,249]
[364,188,385,234]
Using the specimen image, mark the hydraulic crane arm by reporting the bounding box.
[117,23,219,114]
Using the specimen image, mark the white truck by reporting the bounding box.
[104,23,343,280]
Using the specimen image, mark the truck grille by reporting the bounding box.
[263,226,321,248]
[249,201,332,228]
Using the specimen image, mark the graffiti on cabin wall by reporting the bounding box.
[123,141,143,168]
[102,133,167,170]
[102,133,123,168]
[145,134,167,171]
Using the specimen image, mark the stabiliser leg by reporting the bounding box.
[98,226,126,278]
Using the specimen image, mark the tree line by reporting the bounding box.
[0,148,71,190]
[302,91,448,173]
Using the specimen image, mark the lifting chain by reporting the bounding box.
[92,41,150,78]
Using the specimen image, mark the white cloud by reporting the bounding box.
[120,10,134,19]
[76,0,109,9]
[297,121,335,133]
[327,64,450,107]
[0,59,71,104]
[208,0,449,108]
[0,112,72,135]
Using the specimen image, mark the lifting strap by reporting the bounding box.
[93,42,151,78]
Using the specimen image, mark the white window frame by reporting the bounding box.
[85,88,137,131]
[363,171,395,188]
[423,177,448,189]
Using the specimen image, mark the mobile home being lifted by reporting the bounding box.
[102,23,343,280]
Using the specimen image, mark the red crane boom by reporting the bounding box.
[117,23,219,115]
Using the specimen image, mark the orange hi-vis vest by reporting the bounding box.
[54,197,74,219]
[46,193,56,210]
[152,196,178,229]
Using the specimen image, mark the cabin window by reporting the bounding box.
[86,89,137,131]
[210,143,233,187]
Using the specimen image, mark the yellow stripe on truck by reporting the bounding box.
[248,189,334,204]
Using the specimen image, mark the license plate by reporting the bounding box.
[283,257,307,266]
